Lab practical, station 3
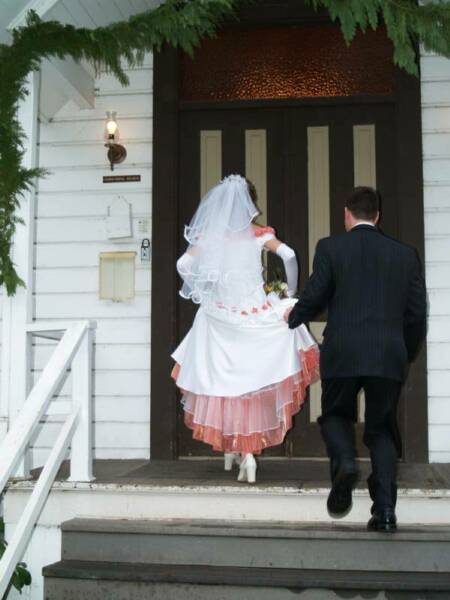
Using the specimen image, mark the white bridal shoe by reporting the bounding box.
[237,453,257,483]
[224,452,241,471]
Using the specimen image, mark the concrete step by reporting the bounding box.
[61,518,450,573]
[7,477,450,526]
[43,561,450,599]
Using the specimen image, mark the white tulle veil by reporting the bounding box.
[178,174,265,314]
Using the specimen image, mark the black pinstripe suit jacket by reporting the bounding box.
[288,225,427,382]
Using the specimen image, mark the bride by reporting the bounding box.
[171,174,319,482]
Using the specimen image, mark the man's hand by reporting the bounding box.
[283,307,293,322]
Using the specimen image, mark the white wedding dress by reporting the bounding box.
[172,228,320,454]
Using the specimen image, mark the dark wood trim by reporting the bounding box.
[179,96,395,113]
[394,65,428,463]
[150,46,180,459]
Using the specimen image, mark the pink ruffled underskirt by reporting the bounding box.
[171,347,320,454]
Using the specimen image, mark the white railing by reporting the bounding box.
[0,320,96,599]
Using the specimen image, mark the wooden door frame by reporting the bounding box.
[151,9,428,462]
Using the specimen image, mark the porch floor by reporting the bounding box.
[35,459,450,490]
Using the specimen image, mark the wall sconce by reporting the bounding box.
[104,111,127,171]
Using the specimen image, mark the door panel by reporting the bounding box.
[177,109,286,456]
[177,103,397,458]
[290,104,397,457]
[245,129,268,223]
[353,124,376,187]
[200,130,222,196]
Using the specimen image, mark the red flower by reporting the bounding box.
[254,225,275,237]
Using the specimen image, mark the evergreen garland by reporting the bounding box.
[0,0,237,295]
[0,0,449,295]
[307,0,450,74]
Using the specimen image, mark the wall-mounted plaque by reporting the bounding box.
[103,175,141,183]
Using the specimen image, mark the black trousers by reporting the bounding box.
[318,377,402,512]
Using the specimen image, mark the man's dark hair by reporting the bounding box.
[346,187,381,221]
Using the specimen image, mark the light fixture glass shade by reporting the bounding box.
[105,111,119,141]
[106,119,118,136]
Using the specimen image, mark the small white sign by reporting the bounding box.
[105,196,132,239]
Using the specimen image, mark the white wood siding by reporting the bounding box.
[421,51,450,462]
[33,55,153,465]
[0,286,3,435]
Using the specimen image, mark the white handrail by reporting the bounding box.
[0,320,95,599]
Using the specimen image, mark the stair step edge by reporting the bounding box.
[61,518,450,542]
[43,561,450,591]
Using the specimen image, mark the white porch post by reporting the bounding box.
[0,71,40,475]
[68,326,95,482]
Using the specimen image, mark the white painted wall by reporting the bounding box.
[32,55,153,465]
[422,51,450,462]
[0,286,3,437]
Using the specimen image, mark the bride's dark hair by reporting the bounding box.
[246,178,262,222]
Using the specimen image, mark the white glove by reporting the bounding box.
[275,243,298,297]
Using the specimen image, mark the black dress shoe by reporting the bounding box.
[367,508,397,533]
[327,461,359,518]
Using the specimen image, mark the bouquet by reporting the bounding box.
[264,279,288,298]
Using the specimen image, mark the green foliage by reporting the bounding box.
[306,0,450,74]
[0,0,238,296]
[1,0,449,295]
[0,535,32,599]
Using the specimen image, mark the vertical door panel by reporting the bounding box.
[353,124,376,188]
[307,126,330,422]
[245,129,268,224]
[307,126,330,273]
[200,130,222,197]
[353,123,377,422]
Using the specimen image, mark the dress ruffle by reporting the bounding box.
[171,346,320,454]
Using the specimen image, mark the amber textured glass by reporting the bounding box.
[181,26,394,101]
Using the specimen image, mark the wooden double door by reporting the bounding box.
[176,102,398,458]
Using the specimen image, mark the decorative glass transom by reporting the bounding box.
[181,26,394,101]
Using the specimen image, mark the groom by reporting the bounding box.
[286,187,427,532]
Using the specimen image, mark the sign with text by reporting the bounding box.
[103,175,141,183]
